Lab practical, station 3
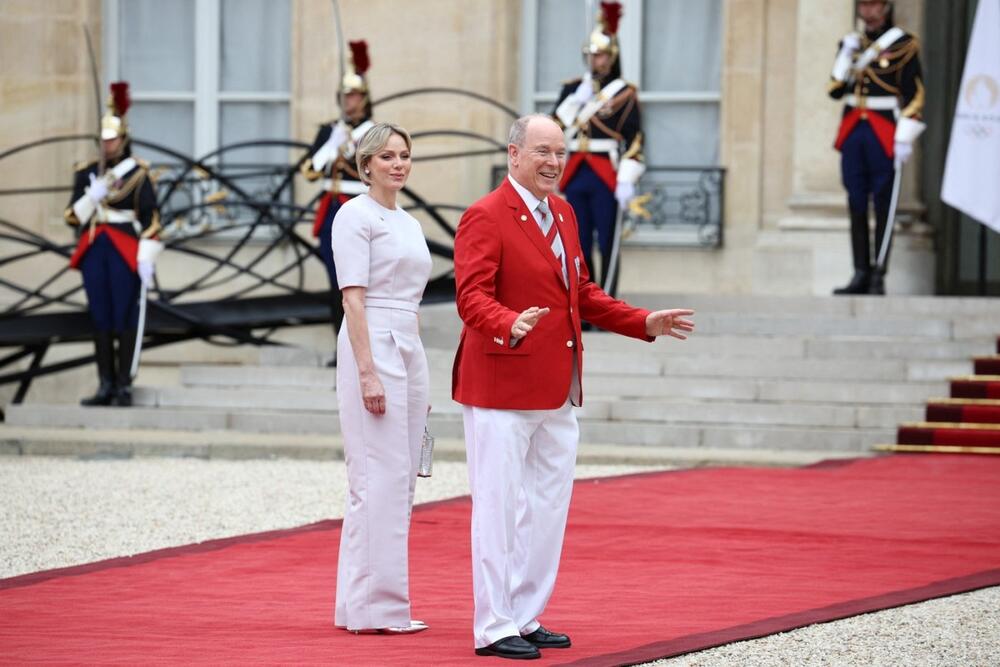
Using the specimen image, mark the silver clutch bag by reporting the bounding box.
[418,425,434,478]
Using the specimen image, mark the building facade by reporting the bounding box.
[1,0,993,306]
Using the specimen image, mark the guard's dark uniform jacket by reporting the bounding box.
[553,76,642,195]
[300,117,373,238]
[64,154,159,275]
[829,28,924,160]
[552,75,643,295]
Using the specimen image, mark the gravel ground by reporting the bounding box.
[2,456,998,666]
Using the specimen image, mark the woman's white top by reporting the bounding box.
[331,194,432,309]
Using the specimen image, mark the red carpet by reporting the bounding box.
[3,455,1000,666]
[898,423,1000,448]
[951,376,1000,399]
[974,356,1000,375]
[926,399,1000,424]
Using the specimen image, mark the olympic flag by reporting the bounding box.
[941,0,1000,233]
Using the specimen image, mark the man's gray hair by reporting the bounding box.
[508,113,555,147]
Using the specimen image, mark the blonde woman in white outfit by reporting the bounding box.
[331,122,432,634]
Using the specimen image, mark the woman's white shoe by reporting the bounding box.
[347,620,428,635]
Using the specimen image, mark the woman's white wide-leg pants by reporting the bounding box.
[334,305,429,630]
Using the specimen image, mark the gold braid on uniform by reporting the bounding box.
[622,132,643,161]
[901,77,925,118]
[142,210,162,239]
[300,159,324,181]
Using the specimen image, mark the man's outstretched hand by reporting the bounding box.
[512,306,550,340]
[645,309,695,339]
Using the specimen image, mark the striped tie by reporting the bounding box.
[536,199,557,254]
[537,199,567,285]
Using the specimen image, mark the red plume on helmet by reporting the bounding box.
[109,81,131,117]
[600,2,622,35]
[349,40,369,76]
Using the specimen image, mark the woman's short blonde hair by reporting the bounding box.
[356,122,412,185]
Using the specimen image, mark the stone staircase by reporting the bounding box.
[881,335,1000,454]
[4,294,999,461]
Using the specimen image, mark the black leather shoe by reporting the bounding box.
[474,636,540,660]
[832,269,871,295]
[521,626,571,649]
[868,270,886,295]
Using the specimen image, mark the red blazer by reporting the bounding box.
[452,178,652,410]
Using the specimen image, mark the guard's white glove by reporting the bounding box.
[840,33,861,54]
[832,33,862,82]
[311,123,350,172]
[614,180,635,209]
[572,74,594,104]
[87,173,109,204]
[894,142,913,169]
[136,239,163,288]
[138,260,154,287]
[330,122,349,151]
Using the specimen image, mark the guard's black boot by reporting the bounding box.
[833,269,871,295]
[868,269,886,295]
[81,332,116,406]
[833,209,872,295]
[870,202,892,296]
[114,329,137,407]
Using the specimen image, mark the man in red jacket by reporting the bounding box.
[452,114,694,660]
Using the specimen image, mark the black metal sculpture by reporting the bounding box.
[0,88,517,403]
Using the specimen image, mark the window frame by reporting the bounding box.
[519,0,722,153]
[102,0,291,162]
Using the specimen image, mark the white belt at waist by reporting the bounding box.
[322,178,368,195]
[97,208,138,224]
[845,95,899,111]
[567,138,619,153]
[365,297,419,313]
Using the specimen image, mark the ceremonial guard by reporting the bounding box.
[829,0,925,295]
[552,1,643,299]
[64,82,162,406]
[301,40,375,364]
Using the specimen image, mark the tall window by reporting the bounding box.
[521,0,724,246]
[103,0,291,166]
[522,0,722,166]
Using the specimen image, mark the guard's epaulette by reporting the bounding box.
[134,157,151,171]
[74,159,98,172]
[562,77,583,86]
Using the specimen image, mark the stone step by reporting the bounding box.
[591,399,923,429]
[580,420,892,452]
[586,376,944,404]
[0,417,887,456]
[577,334,994,361]
[4,404,466,437]
[5,396,923,436]
[180,365,336,389]
[0,425,862,467]
[624,293,1000,318]
[134,386,338,412]
[689,313,952,339]
[655,357,969,382]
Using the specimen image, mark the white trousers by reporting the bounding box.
[462,401,579,648]
[334,306,429,630]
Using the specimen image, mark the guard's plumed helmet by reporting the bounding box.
[341,40,370,97]
[100,82,131,140]
[856,0,895,26]
[583,2,622,60]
